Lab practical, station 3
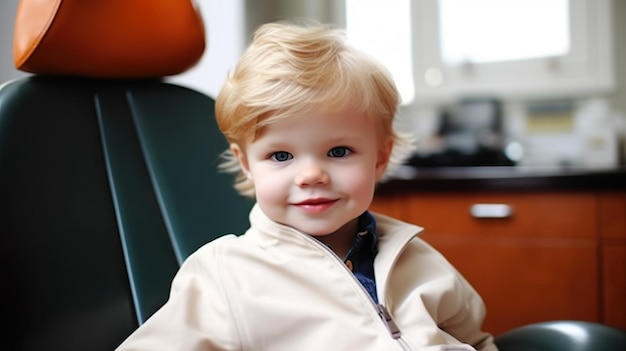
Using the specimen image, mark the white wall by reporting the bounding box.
[0,0,245,99]
[168,0,245,98]
[0,0,27,83]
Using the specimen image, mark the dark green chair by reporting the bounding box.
[494,320,626,351]
[0,1,251,350]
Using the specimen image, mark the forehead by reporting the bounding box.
[256,106,377,141]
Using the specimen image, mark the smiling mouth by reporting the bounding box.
[293,198,338,213]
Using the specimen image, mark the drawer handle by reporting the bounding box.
[470,204,513,219]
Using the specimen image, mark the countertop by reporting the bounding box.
[376,165,626,193]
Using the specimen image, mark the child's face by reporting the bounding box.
[232,106,392,237]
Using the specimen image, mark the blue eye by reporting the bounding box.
[328,147,352,158]
[271,151,293,162]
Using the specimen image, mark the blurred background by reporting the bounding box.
[2,0,625,169]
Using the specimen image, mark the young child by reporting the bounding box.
[116,22,498,351]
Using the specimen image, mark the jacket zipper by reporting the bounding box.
[377,304,401,338]
[298,232,412,350]
[377,304,413,350]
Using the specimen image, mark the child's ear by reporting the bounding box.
[375,137,394,180]
[230,143,251,179]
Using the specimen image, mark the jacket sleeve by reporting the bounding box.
[406,237,498,351]
[438,266,499,351]
[114,242,241,351]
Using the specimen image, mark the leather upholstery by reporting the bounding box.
[0,76,252,350]
[13,0,205,78]
[494,320,626,351]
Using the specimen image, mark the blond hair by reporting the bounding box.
[215,21,413,197]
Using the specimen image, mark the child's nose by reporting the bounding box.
[294,161,329,187]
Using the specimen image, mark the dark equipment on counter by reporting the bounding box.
[408,97,514,167]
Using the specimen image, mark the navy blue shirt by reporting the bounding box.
[344,211,379,303]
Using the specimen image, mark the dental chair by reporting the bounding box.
[494,320,626,351]
[0,1,251,350]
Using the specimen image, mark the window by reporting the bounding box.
[345,0,414,104]
[439,0,570,65]
[346,0,614,105]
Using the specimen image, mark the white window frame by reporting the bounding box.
[410,0,615,105]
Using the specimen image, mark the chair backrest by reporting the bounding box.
[0,2,252,350]
[494,320,626,351]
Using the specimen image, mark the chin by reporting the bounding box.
[298,222,349,237]
[304,230,337,237]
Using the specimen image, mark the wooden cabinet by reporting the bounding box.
[371,190,626,336]
[598,193,626,329]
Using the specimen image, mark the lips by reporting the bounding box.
[293,198,338,213]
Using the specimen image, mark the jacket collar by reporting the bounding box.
[247,203,423,259]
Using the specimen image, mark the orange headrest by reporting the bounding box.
[13,0,206,78]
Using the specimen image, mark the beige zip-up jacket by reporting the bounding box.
[116,204,498,351]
